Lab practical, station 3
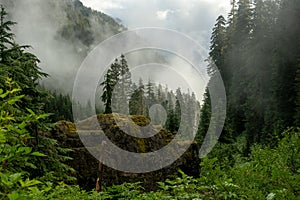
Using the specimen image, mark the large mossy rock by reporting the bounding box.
[50,114,200,191]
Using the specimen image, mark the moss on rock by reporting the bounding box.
[50,114,201,191]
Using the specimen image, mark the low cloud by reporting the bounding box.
[80,0,231,49]
[156,9,173,20]
[1,0,229,102]
[79,0,124,10]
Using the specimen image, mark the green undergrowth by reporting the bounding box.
[1,79,299,200]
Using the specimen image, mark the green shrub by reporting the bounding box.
[232,128,300,199]
[199,128,300,199]
[1,79,299,200]
[0,79,75,199]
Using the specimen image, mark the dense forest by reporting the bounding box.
[0,0,300,199]
[198,0,300,154]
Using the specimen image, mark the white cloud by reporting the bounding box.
[156,9,173,20]
[79,0,231,49]
[78,0,231,100]
[80,0,124,11]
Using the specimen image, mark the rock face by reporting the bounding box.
[50,114,200,191]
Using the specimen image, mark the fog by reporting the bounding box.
[0,0,228,102]
[80,0,231,49]
[0,0,83,93]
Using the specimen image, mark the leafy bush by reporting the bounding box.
[0,79,75,199]
[198,128,300,199]
[0,78,46,199]
[231,128,300,199]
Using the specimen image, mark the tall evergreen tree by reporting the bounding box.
[0,6,75,183]
[114,54,131,114]
[294,58,300,126]
[0,5,48,112]
[110,59,121,112]
[200,0,300,153]
[242,0,280,147]
[100,69,114,114]
[197,88,211,144]
[226,0,254,140]
[208,15,226,77]
[0,5,14,61]
[269,0,300,134]
[100,55,132,114]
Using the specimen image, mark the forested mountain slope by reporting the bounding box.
[0,0,300,199]
[0,0,126,92]
[198,0,300,155]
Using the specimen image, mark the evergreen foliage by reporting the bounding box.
[0,5,48,113]
[1,1,300,199]
[100,55,200,134]
[100,55,132,114]
[199,0,300,154]
[0,7,75,199]
[43,91,73,122]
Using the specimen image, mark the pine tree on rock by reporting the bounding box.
[110,59,121,112]
[115,54,131,114]
[101,55,132,114]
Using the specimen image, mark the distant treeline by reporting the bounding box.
[99,55,200,134]
[44,55,200,136]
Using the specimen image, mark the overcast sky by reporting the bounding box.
[80,0,231,49]
[77,0,231,101]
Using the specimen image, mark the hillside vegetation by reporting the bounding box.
[0,0,300,199]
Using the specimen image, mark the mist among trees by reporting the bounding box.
[0,0,300,199]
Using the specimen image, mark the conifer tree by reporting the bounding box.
[197,88,211,144]
[208,15,226,76]
[115,54,131,114]
[129,79,145,115]
[100,69,114,114]
[174,88,183,128]
[294,58,300,126]
[145,79,156,117]
[0,5,48,112]
[101,55,132,114]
